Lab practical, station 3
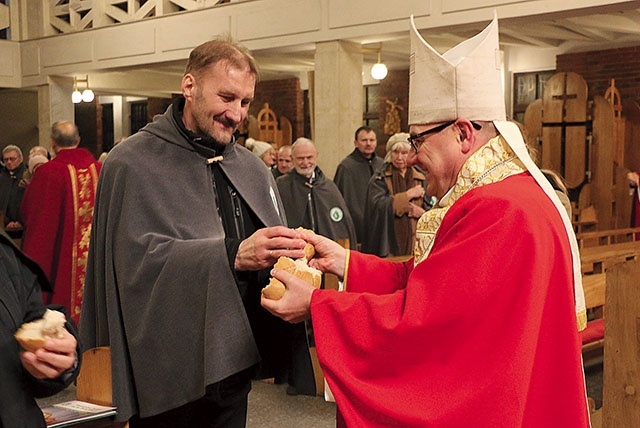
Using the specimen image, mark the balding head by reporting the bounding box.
[51,121,80,153]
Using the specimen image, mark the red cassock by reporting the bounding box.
[21,148,100,324]
[310,174,590,427]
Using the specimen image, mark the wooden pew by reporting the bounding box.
[577,227,640,248]
[590,259,640,428]
[581,273,607,367]
[580,240,640,274]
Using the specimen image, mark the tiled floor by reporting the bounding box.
[40,365,601,427]
[38,380,336,428]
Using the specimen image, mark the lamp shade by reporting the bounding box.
[82,89,95,103]
[371,62,388,80]
[72,90,83,104]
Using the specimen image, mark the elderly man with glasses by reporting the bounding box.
[262,14,590,428]
[0,145,26,239]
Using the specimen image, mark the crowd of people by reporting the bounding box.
[0,16,603,427]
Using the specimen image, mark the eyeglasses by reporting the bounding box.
[407,121,482,152]
[2,156,19,163]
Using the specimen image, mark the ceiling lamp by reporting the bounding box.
[72,75,95,103]
[371,49,388,80]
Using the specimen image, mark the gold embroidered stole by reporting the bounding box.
[414,135,525,265]
[68,163,99,322]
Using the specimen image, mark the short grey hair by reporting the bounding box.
[2,144,22,157]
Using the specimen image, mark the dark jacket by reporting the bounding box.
[0,163,26,228]
[0,228,80,428]
[277,167,357,249]
[334,149,383,245]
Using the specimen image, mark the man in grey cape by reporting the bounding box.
[334,126,384,247]
[80,38,307,427]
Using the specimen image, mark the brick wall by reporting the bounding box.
[252,71,410,152]
[253,77,305,142]
[556,46,640,102]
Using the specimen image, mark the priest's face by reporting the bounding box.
[181,60,255,145]
[408,121,463,199]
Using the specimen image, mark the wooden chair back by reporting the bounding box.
[76,346,112,407]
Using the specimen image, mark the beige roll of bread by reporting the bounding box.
[14,309,66,352]
[262,256,322,300]
[296,227,316,261]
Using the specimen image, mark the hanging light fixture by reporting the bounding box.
[370,48,388,80]
[72,75,95,103]
[72,76,83,104]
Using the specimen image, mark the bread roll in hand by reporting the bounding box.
[14,309,66,352]
[262,256,322,300]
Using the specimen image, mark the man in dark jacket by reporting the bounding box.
[0,228,80,428]
[0,144,27,239]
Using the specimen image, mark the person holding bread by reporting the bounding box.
[0,227,80,428]
[80,37,308,428]
[262,14,590,428]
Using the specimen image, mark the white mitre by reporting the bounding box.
[408,13,586,329]
[409,13,505,125]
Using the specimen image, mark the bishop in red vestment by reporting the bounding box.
[21,121,100,324]
[262,14,589,428]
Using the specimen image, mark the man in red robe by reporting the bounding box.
[262,14,590,428]
[21,121,101,324]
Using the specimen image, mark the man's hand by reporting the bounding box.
[261,268,314,323]
[235,226,306,271]
[20,328,77,380]
[299,230,347,278]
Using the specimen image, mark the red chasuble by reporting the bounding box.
[21,148,100,324]
[311,173,590,427]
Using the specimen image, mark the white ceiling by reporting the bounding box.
[91,4,640,98]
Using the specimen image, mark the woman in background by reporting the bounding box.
[362,133,432,257]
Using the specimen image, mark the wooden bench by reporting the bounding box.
[577,227,640,248]
[580,240,640,274]
[588,259,640,428]
[581,273,607,367]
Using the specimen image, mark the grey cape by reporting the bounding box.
[79,105,287,421]
[334,149,383,245]
[276,167,357,249]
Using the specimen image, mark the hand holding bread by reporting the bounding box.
[262,228,322,300]
[14,309,66,352]
[15,309,78,380]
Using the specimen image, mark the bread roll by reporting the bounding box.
[296,227,316,261]
[262,256,322,300]
[262,277,286,300]
[14,309,66,352]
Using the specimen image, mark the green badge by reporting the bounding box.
[330,207,344,222]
